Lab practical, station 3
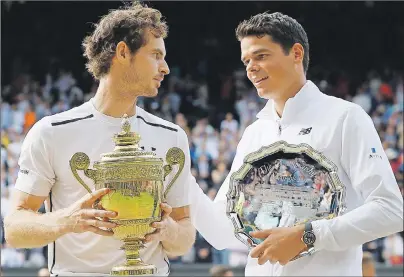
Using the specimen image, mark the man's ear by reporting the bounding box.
[291,43,304,64]
[115,41,130,64]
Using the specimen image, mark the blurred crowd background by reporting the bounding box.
[1,1,403,274]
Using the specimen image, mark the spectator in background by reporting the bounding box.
[368,71,382,98]
[23,103,36,133]
[220,113,238,136]
[37,267,50,277]
[51,99,69,114]
[352,83,372,114]
[192,118,215,146]
[383,233,404,266]
[54,69,76,101]
[175,113,191,138]
[194,233,213,264]
[1,102,12,130]
[196,154,212,182]
[6,129,23,172]
[1,242,25,268]
[210,265,234,277]
[34,99,51,121]
[10,103,24,134]
[362,251,376,277]
[167,89,182,115]
[363,238,386,263]
[206,188,218,201]
[211,162,229,189]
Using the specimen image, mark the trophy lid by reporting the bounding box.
[98,114,158,163]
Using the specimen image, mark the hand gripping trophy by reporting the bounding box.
[69,115,185,276]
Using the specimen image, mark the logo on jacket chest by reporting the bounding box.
[298,127,312,135]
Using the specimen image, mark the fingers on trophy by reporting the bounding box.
[70,115,185,276]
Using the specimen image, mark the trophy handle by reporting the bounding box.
[69,152,98,194]
[162,147,185,200]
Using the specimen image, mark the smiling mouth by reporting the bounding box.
[255,77,268,84]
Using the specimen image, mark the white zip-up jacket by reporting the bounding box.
[191,80,403,276]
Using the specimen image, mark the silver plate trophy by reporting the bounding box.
[226,141,346,260]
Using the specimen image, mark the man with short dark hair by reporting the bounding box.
[192,11,403,276]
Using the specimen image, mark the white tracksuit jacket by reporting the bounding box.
[191,80,403,276]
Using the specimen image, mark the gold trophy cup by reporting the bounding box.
[69,115,185,276]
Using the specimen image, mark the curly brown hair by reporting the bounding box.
[236,12,309,74]
[82,1,168,79]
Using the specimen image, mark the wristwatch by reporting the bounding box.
[301,222,316,255]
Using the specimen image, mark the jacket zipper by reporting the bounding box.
[277,119,282,136]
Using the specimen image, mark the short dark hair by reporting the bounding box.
[236,12,310,74]
[82,1,168,79]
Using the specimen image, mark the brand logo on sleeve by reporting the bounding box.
[369,148,382,159]
[19,169,29,175]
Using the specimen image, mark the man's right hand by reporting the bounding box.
[60,188,118,236]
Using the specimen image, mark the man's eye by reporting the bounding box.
[257,54,267,60]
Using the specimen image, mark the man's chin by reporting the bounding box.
[142,89,158,98]
[150,89,158,96]
[257,86,281,100]
[256,88,271,99]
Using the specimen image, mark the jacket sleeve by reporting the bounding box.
[311,105,403,251]
[190,126,252,250]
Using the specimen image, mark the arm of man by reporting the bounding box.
[5,191,62,248]
[191,175,243,250]
[190,125,253,250]
[146,128,196,256]
[4,119,116,249]
[5,189,114,249]
[149,204,195,257]
[311,105,404,251]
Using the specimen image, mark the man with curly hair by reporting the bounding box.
[4,2,195,276]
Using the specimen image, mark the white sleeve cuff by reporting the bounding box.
[312,219,334,252]
[14,170,53,197]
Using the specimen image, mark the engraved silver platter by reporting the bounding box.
[226,141,346,252]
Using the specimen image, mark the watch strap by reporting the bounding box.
[303,222,315,249]
[304,222,313,232]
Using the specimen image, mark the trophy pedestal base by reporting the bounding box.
[110,263,157,276]
[111,239,157,276]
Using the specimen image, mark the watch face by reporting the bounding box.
[303,231,316,245]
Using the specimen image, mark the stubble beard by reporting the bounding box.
[122,66,156,99]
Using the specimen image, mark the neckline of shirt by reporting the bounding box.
[87,98,139,126]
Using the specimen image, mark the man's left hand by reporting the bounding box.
[144,203,179,243]
[250,225,306,266]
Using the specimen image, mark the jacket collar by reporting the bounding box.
[256,80,322,124]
